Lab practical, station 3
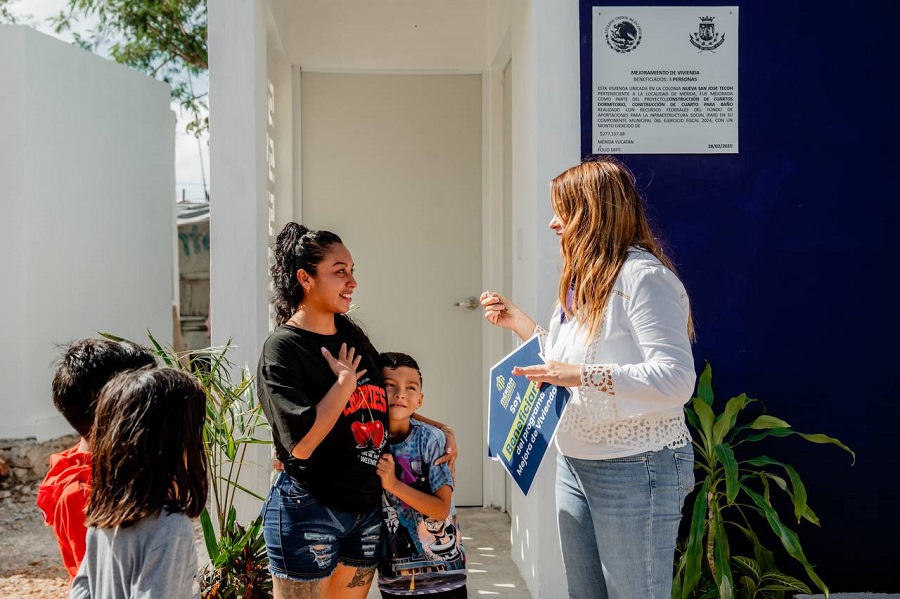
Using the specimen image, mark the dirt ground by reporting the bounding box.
[0,478,71,598]
[0,433,231,598]
[0,434,81,598]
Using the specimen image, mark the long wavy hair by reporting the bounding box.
[269,221,376,357]
[86,367,208,528]
[551,156,694,340]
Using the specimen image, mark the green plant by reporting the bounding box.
[103,332,273,598]
[673,362,855,599]
[199,507,271,599]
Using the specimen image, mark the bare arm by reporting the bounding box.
[377,454,452,521]
[291,344,366,460]
[480,290,538,341]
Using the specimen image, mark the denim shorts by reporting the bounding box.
[261,471,381,581]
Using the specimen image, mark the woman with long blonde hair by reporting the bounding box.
[481,156,696,599]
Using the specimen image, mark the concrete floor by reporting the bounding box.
[367,506,532,598]
[796,596,900,598]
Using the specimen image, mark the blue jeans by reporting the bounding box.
[555,446,694,599]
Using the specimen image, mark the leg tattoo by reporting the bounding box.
[273,576,322,599]
[346,566,376,589]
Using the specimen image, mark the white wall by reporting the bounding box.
[482,1,581,596]
[208,0,274,522]
[0,25,175,441]
[0,27,29,440]
[208,0,270,384]
[210,1,584,594]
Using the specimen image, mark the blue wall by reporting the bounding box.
[581,0,899,592]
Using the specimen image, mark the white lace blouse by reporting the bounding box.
[539,248,696,460]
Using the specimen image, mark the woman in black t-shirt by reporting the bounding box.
[258,223,389,598]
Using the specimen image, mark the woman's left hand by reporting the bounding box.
[512,361,581,388]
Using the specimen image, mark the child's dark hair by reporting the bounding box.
[270,221,375,356]
[86,367,208,528]
[51,338,157,438]
[379,352,423,387]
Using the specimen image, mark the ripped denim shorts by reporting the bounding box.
[261,471,381,581]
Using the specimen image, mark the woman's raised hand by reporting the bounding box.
[480,290,538,341]
[321,343,366,385]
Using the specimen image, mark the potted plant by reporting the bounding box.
[673,362,855,599]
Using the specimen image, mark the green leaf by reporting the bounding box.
[732,555,761,579]
[692,398,717,455]
[681,477,711,599]
[685,405,701,431]
[199,508,219,561]
[224,429,237,461]
[696,362,714,405]
[738,576,757,596]
[146,330,174,366]
[731,523,776,572]
[746,456,811,524]
[672,552,686,599]
[223,480,267,502]
[741,484,829,595]
[760,572,811,594]
[712,506,734,599]
[760,472,773,505]
[743,429,854,464]
[98,331,127,342]
[795,432,856,465]
[714,444,740,504]
[748,415,791,430]
[712,393,753,445]
[743,427,792,443]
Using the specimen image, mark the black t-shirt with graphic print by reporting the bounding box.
[257,323,388,513]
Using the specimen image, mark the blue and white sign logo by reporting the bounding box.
[487,335,571,496]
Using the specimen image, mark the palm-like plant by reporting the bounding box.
[673,363,855,599]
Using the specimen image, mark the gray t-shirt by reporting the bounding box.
[70,510,199,599]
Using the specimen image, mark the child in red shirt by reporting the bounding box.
[35,338,156,578]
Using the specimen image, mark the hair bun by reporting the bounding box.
[276,222,307,247]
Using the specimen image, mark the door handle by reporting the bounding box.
[453,296,479,311]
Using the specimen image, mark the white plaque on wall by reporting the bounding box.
[591,6,739,154]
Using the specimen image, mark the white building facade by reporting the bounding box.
[209,3,582,595]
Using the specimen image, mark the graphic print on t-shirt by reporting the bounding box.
[379,423,466,594]
[345,383,387,465]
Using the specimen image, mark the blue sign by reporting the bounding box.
[487,335,571,496]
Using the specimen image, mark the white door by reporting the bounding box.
[299,72,483,505]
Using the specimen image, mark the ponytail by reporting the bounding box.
[269,222,344,325]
